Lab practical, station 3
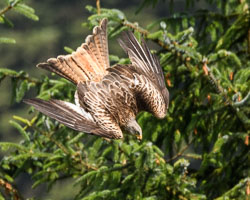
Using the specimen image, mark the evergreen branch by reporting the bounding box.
[214,178,249,200]
[182,153,202,160]
[202,61,250,129]
[202,61,230,104]
[100,163,130,173]
[166,139,194,162]
[13,74,40,84]
[248,29,250,55]
[0,5,12,17]
[72,150,98,171]
[122,19,170,50]
[0,1,20,16]
[122,20,148,36]
[31,125,70,155]
[0,68,41,84]
[96,0,101,15]
[30,125,98,171]
[0,178,22,200]
[233,92,250,107]
[197,106,229,118]
[160,10,244,22]
[183,58,195,72]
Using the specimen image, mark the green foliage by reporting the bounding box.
[0,37,15,44]
[0,0,249,199]
[0,0,39,43]
[13,3,39,21]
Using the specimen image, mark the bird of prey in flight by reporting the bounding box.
[24,18,169,140]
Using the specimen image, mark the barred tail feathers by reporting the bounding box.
[37,18,110,84]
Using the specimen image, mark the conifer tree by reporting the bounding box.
[0,0,249,199]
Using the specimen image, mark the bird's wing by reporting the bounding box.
[77,72,137,130]
[106,64,167,118]
[23,98,122,139]
[37,18,110,84]
[118,31,169,106]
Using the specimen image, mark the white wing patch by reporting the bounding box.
[72,91,94,121]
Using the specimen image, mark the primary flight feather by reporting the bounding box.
[24,18,169,139]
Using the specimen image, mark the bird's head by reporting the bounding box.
[125,119,142,140]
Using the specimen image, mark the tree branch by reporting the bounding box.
[0,1,19,17]
[166,139,194,162]
[0,178,22,200]
[201,61,230,104]
[0,5,12,17]
[122,20,171,50]
[233,92,250,107]
[30,124,98,171]
[248,29,250,55]
[96,0,101,15]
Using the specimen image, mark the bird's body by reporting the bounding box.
[24,19,169,139]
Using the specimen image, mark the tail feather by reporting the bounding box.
[37,18,110,85]
[59,55,90,81]
[79,45,105,79]
[38,58,79,84]
[87,19,109,70]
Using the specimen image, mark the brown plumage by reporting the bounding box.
[24,18,169,139]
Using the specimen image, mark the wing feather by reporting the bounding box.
[77,83,124,138]
[77,70,138,128]
[118,31,169,107]
[37,18,110,84]
[23,98,122,139]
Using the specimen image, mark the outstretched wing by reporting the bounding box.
[118,31,169,108]
[37,18,110,84]
[23,98,122,139]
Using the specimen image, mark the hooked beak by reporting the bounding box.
[136,134,142,140]
[126,119,143,140]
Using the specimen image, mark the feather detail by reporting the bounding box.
[118,31,169,109]
[23,98,122,139]
[77,70,138,129]
[37,18,110,84]
[118,32,165,87]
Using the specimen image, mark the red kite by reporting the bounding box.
[24,19,169,139]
